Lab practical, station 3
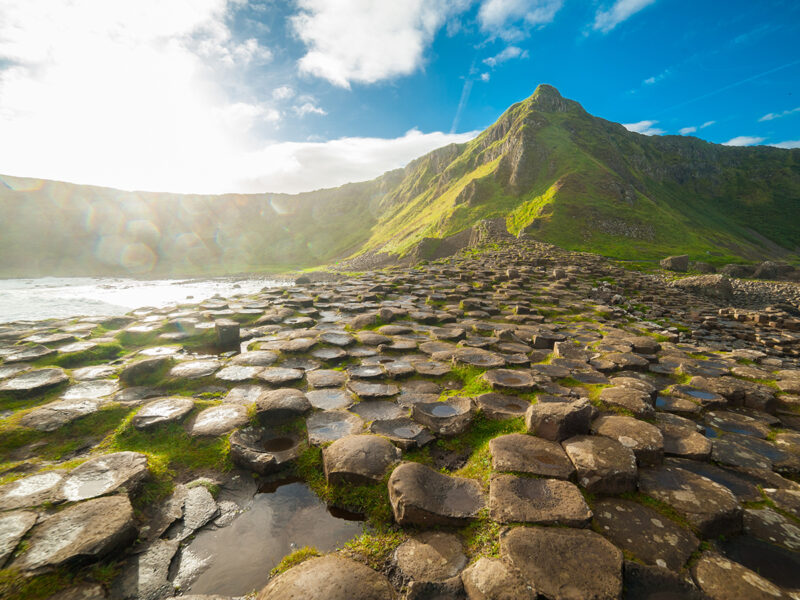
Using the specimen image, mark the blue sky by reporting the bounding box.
[0,0,798,194]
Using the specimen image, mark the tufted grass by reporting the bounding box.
[270,546,320,577]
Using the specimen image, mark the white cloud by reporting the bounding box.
[770,140,800,149]
[622,120,665,136]
[478,0,564,40]
[235,129,480,194]
[593,0,657,33]
[480,72,491,82]
[758,106,800,122]
[642,68,669,86]
[294,102,327,117]
[290,0,470,88]
[0,0,290,193]
[679,126,697,135]
[272,85,295,101]
[700,120,715,128]
[723,136,765,146]
[483,46,529,67]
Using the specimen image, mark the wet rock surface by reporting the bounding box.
[2,238,800,598]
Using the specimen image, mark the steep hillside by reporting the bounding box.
[1,84,798,277]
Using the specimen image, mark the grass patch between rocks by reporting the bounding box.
[270,546,320,577]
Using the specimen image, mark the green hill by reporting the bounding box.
[1,84,798,277]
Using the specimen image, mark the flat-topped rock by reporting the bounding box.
[525,399,594,441]
[255,388,311,423]
[257,555,395,600]
[654,413,712,460]
[451,347,505,368]
[229,427,303,474]
[711,436,772,470]
[394,531,466,592]
[412,396,474,436]
[0,510,37,567]
[638,465,742,537]
[705,410,771,438]
[12,496,136,572]
[120,357,172,386]
[60,380,119,401]
[231,350,278,366]
[169,359,222,380]
[665,457,763,503]
[598,386,654,417]
[306,388,355,410]
[476,393,530,420]
[0,367,69,396]
[591,415,664,467]
[369,418,434,450]
[501,526,623,600]
[307,369,346,388]
[593,498,699,571]
[744,507,800,551]
[562,435,637,494]
[61,451,148,502]
[257,367,304,385]
[0,471,65,511]
[188,404,249,437]
[388,462,485,527]
[692,552,786,600]
[461,557,535,600]
[306,410,364,445]
[20,398,101,432]
[482,369,536,391]
[132,397,194,430]
[323,434,400,485]
[489,433,574,479]
[489,475,591,526]
[347,380,400,398]
[5,344,57,363]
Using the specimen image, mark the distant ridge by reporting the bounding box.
[1,84,798,276]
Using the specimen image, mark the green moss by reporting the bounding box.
[103,405,232,506]
[270,546,321,577]
[448,415,527,488]
[294,446,394,525]
[440,365,493,398]
[0,568,75,600]
[460,515,501,560]
[343,528,406,571]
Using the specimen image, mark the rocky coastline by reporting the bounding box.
[1,238,799,600]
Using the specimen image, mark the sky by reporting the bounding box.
[0,0,798,194]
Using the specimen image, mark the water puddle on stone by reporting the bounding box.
[182,480,364,596]
[430,404,459,417]
[682,388,717,400]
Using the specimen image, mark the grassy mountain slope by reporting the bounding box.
[1,84,798,277]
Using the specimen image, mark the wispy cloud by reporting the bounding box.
[770,140,800,149]
[272,85,295,101]
[643,68,670,85]
[478,0,564,40]
[623,120,665,136]
[290,0,469,88]
[294,102,327,117]
[239,128,480,194]
[758,106,800,122]
[678,120,715,135]
[483,46,529,67]
[593,0,657,33]
[723,136,765,146]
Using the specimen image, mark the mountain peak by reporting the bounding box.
[527,84,583,114]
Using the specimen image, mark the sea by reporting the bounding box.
[0,277,289,324]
